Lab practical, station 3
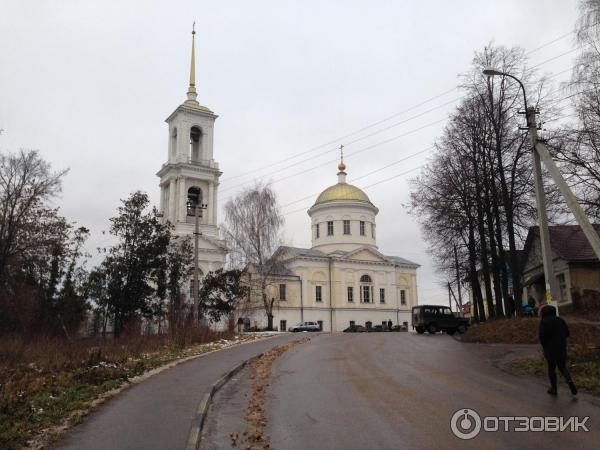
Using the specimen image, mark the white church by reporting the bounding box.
[157,29,420,332]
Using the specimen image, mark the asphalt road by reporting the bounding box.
[204,332,600,449]
[53,333,300,450]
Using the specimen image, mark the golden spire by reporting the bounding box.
[186,22,199,105]
[337,144,346,173]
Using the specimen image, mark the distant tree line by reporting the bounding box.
[410,1,600,321]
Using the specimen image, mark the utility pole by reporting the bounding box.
[484,67,600,316]
[528,108,560,312]
[192,203,207,324]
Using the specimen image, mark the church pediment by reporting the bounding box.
[343,247,389,263]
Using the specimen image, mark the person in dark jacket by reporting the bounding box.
[387,320,393,330]
[539,305,577,396]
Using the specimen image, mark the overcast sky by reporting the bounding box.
[0,0,580,305]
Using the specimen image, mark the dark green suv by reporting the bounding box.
[411,305,469,335]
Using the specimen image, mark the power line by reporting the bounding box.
[281,165,424,218]
[280,146,433,209]
[277,87,590,216]
[219,31,584,188]
[219,97,460,194]
[221,49,581,197]
[219,87,458,184]
[221,116,448,205]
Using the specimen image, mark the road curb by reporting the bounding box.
[185,352,264,450]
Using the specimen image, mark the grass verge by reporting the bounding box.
[0,330,262,449]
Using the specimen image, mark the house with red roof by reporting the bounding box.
[522,225,600,311]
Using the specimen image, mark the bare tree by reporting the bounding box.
[551,0,600,221]
[222,183,283,330]
[0,149,67,292]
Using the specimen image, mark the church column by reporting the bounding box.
[178,177,187,223]
[208,182,215,225]
[168,178,176,223]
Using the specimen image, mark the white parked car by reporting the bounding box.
[288,321,320,332]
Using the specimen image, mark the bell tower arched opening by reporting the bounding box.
[187,186,202,216]
[189,126,202,162]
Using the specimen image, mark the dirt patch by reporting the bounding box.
[231,337,310,449]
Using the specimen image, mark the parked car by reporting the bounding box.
[411,305,469,335]
[343,324,367,333]
[289,321,320,332]
[391,324,409,332]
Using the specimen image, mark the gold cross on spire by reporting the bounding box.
[338,144,346,173]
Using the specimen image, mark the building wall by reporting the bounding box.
[245,256,417,331]
[569,264,600,295]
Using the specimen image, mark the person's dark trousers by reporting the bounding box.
[547,358,576,393]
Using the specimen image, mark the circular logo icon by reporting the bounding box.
[450,408,482,440]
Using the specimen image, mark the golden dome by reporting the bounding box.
[338,161,346,172]
[314,183,371,205]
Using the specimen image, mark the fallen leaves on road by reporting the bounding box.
[235,337,310,449]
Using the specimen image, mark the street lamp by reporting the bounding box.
[482,68,559,312]
[483,68,529,123]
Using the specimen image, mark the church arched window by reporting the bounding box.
[189,126,202,162]
[360,274,373,303]
[187,186,202,216]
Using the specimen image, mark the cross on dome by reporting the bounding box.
[338,144,346,173]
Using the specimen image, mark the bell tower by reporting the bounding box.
[157,24,226,275]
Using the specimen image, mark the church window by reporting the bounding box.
[189,126,202,162]
[380,288,385,303]
[327,221,334,236]
[315,286,322,302]
[343,220,351,235]
[361,285,371,303]
[187,187,203,216]
[316,223,320,239]
[360,275,372,303]
[400,290,407,305]
[347,286,354,302]
[279,284,286,301]
[360,221,365,236]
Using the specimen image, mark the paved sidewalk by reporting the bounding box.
[53,333,300,450]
